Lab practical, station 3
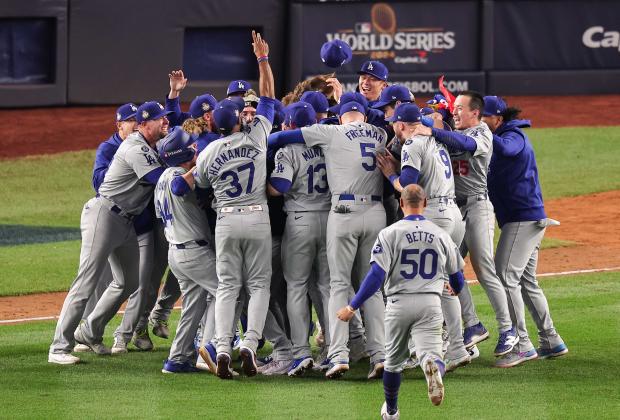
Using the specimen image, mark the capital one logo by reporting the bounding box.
[582,26,620,51]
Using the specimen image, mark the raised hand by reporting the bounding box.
[325,77,343,103]
[252,30,269,58]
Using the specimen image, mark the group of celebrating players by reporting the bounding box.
[47,32,568,419]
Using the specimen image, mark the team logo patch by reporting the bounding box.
[372,243,383,254]
[202,103,211,112]
[368,63,374,71]
[142,110,149,119]
[131,105,137,111]
[276,151,284,160]
[404,139,412,145]
[141,145,150,152]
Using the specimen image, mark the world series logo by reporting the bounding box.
[325,3,456,65]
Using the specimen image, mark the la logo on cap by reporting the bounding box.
[238,82,244,89]
[142,110,149,119]
[158,103,164,110]
[202,103,210,111]
[368,63,374,70]
[131,105,137,111]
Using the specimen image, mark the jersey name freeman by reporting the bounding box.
[208,147,261,177]
[344,128,385,143]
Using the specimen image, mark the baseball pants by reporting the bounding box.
[50,197,139,354]
[385,293,443,374]
[283,210,331,360]
[327,200,386,364]
[495,221,565,352]
[82,262,113,319]
[149,270,181,326]
[457,196,513,332]
[214,207,272,355]
[167,244,218,364]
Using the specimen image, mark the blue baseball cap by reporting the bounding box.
[285,102,317,128]
[483,96,507,116]
[300,91,330,114]
[227,80,251,96]
[339,101,365,116]
[213,100,241,132]
[136,101,173,124]
[420,107,435,116]
[158,127,196,167]
[372,85,413,109]
[385,103,422,123]
[320,39,353,68]
[116,103,137,122]
[329,92,369,114]
[427,94,447,105]
[189,94,218,118]
[357,60,388,81]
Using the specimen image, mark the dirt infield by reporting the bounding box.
[1,95,619,159]
[1,95,619,321]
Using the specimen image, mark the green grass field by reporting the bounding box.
[0,272,618,419]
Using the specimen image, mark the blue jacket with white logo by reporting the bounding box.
[488,119,546,228]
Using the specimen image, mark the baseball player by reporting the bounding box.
[326,60,388,106]
[48,101,170,364]
[410,91,519,357]
[154,127,219,373]
[370,84,414,120]
[191,31,276,379]
[267,102,332,376]
[337,184,465,418]
[377,103,471,372]
[482,96,567,367]
[268,100,388,380]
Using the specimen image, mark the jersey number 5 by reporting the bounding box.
[400,249,438,280]
[221,162,255,198]
[359,143,376,171]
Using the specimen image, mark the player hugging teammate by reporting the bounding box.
[48,32,567,420]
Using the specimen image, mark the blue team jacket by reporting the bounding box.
[92,133,154,235]
[488,119,546,228]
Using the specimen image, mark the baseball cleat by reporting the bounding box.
[256,354,274,368]
[537,343,568,359]
[288,357,314,377]
[468,345,480,360]
[381,401,400,420]
[111,336,128,354]
[73,344,91,353]
[150,319,170,339]
[463,322,489,349]
[367,360,385,379]
[445,353,471,373]
[216,353,234,380]
[74,324,111,355]
[198,343,217,374]
[162,359,200,374]
[494,327,519,356]
[239,347,258,377]
[132,329,154,351]
[495,348,538,368]
[262,359,294,376]
[423,359,444,406]
[232,332,241,351]
[48,352,80,365]
[402,355,419,370]
[313,346,330,371]
[325,361,349,379]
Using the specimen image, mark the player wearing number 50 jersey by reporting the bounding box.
[192,31,276,379]
[269,100,388,380]
[411,91,519,360]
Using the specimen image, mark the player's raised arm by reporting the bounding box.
[252,30,274,99]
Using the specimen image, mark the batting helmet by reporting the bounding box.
[158,127,196,167]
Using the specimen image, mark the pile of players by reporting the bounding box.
[47,32,568,419]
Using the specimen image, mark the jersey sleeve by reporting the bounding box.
[246,115,272,151]
[193,152,212,189]
[301,124,333,149]
[270,146,295,183]
[442,232,465,274]
[401,138,424,171]
[369,230,393,273]
[471,125,493,158]
[129,144,163,179]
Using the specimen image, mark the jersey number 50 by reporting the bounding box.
[400,248,438,280]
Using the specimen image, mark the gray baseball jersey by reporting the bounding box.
[370,216,464,296]
[271,144,331,212]
[301,122,387,196]
[98,132,162,214]
[154,167,212,244]
[194,115,271,208]
[401,135,455,199]
[449,122,492,200]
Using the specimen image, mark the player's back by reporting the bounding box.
[154,167,211,245]
[196,116,270,209]
[375,216,462,296]
[301,121,387,197]
[275,144,331,212]
[450,122,493,199]
[402,135,455,199]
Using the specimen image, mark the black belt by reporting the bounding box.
[110,205,135,221]
[456,192,488,208]
[338,194,382,202]
[171,240,208,249]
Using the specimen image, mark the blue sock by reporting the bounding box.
[436,360,446,377]
[383,370,401,415]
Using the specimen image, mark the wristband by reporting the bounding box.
[388,174,399,185]
[257,55,269,63]
[346,305,356,312]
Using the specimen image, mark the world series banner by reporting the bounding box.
[296,1,480,76]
